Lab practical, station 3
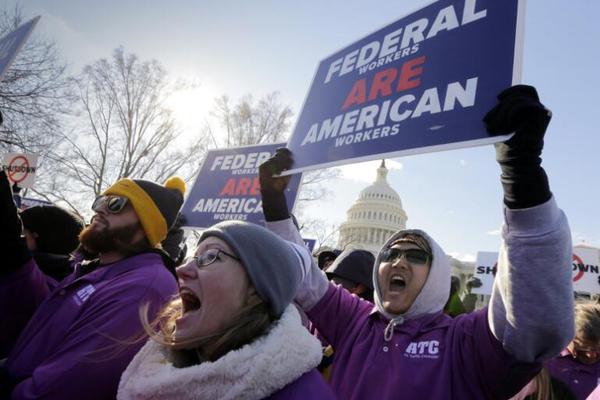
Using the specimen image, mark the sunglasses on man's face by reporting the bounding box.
[91,195,129,214]
[380,247,431,265]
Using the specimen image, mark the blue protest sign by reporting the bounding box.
[303,238,317,253]
[286,0,524,173]
[20,196,52,210]
[0,16,40,82]
[181,143,302,228]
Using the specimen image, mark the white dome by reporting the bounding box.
[337,160,407,254]
[357,160,403,207]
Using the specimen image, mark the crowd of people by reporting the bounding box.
[0,85,598,400]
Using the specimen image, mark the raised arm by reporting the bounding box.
[259,149,329,310]
[0,171,52,356]
[485,85,574,362]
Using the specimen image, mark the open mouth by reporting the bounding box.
[389,275,406,292]
[180,288,202,314]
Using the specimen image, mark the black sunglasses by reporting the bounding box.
[189,248,241,268]
[92,195,129,214]
[380,248,431,265]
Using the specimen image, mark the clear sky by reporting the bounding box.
[10,0,600,260]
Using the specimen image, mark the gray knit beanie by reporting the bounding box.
[199,221,302,316]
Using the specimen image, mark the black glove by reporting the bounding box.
[466,276,482,290]
[484,85,552,209]
[259,148,294,221]
[0,171,32,274]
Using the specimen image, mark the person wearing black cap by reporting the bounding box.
[20,205,85,282]
[118,220,335,400]
[325,249,375,303]
[317,249,342,271]
[0,173,185,399]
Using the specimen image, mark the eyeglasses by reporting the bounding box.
[188,248,241,268]
[92,195,129,214]
[380,248,431,265]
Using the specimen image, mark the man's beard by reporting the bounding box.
[79,220,149,256]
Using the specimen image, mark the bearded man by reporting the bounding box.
[0,172,184,399]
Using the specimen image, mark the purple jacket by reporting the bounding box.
[268,197,574,400]
[308,284,539,399]
[546,349,600,400]
[268,370,336,399]
[3,253,178,400]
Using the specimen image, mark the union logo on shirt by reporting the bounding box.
[73,284,96,306]
[403,340,440,359]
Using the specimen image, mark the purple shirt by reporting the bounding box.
[307,284,540,400]
[546,349,600,400]
[268,370,336,400]
[4,253,178,400]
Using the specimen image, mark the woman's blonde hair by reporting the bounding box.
[140,292,278,365]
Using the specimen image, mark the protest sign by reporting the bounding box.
[572,246,600,295]
[20,196,52,210]
[0,16,40,82]
[471,246,600,295]
[303,238,317,253]
[2,153,39,188]
[181,143,302,228]
[285,0,525,173]
[471,251,498,295]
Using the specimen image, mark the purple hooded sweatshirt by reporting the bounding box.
[546,349,600,400]
[268,196,574,399]
[1,253,178,400]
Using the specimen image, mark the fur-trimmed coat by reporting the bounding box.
[117,305,335,400]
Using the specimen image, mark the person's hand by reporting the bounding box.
[259,148,294,221]
[259,148,293,194]
[0,170,23,241]
[484,85,552,209]
[466,276,482,290]
[0,170,32,273]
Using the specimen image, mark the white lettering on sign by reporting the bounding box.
[324,0,487,83]
[301,78,478,147]
[210,152,271,171]
[404,340,440,359]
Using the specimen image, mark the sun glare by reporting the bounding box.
[167,81,216,134]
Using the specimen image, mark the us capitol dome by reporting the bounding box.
[337,160,407,254]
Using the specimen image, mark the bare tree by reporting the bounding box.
[211,92,292,147]
[34,47,208,216]
[0,5,73,153]
[209,92,340,203]
[297,216,341,253]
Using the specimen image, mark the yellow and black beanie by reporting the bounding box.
[103,176,186,247]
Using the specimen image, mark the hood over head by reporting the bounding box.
[373,229,450,322]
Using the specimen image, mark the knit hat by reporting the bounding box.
[20,205,84,255]
[199,221,302,316]
[318,249,342,269]
[325,249,375,290]
[103,177,186,247]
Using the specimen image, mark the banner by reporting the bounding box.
[0,16,40,82]
[20,196,52,210]
[471,247,600,295]
[471,251,498,295]
[181,143,302,228]
[572,246,600,295]
[285,0,525,173]
[2,153,39,188]
[303,238,317,253]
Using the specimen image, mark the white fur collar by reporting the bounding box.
[118,305,323,400]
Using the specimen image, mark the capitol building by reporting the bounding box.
[337,160,474,284]
[337,160,407,254]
